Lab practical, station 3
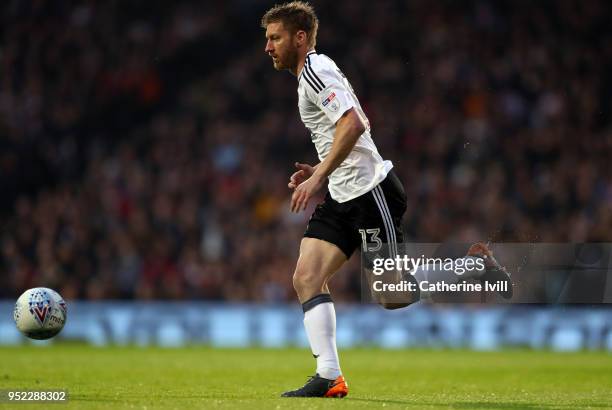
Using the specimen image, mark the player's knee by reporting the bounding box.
[379,301,413,310]
[292,268,323,293]
[375,291,419,310]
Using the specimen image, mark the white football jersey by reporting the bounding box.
[297,51,392,203]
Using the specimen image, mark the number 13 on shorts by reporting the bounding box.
[358,228,382,252]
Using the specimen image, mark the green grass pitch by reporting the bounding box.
[1,346,611,409]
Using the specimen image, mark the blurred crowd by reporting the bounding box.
[1,0,611,301]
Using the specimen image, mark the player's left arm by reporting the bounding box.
[290,108,366,212]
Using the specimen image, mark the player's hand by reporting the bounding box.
[291,173,325,213]
[288,162,315,189]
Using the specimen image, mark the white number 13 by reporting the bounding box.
[358,228,382,252]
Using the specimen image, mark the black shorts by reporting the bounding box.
[304,170,407,259]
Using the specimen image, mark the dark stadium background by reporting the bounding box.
[1,0,611,307]
[3,4,612,408]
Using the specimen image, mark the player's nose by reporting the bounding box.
[265,41,273,54]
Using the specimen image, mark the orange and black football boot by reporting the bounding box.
[281,374,348,398]
[468,242,513,299]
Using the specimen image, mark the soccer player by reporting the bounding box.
[261,1,511,398]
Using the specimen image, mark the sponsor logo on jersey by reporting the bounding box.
[322,92,336,107]
[322,92,340,112]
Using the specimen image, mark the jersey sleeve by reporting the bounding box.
[301,61,356,124]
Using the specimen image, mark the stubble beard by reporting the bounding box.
[274,47,298,72]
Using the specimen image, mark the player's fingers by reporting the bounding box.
[293,186,304,213]
[291,190,301,212]
[293,190,305,213]
[291,170,304,182]
[289,171,303,189]
[301,193,309,211]
[295,162,311,172]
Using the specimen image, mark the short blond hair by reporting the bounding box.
[261,1,319,49]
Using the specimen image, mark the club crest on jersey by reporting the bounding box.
[322,92,339,112]
[28,289,52,326]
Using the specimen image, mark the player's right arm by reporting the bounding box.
[289,57,366,211]
[310,107,365,181]
[290,107,366,211]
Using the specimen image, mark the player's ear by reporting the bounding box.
[295,30,307,47]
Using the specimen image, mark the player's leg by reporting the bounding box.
[294,237,345,384]
[410,255,484,300]
[282,194,355,398]
[358,170,419,309]
[360,171,513,303]
[282,237,349,398]
[293,237,346,303]
[294,239,346,378]
[409,243,513,300]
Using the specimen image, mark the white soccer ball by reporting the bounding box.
[13,287,67,340]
